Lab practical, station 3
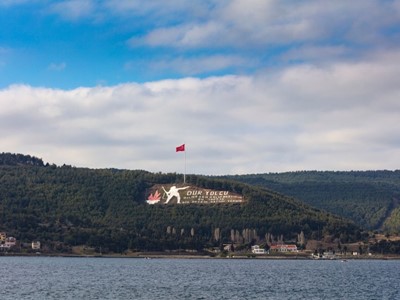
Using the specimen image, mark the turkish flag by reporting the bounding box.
[176,144,185,152]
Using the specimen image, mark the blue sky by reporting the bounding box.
[1,0,400,174]
[0,0,267,88]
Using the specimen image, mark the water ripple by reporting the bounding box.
[0,257,399,299]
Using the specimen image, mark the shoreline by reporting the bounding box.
[1,252,400,260]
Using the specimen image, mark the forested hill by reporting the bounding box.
[0,153,358,253]
[224,171,400,232]
[0,152,44,166]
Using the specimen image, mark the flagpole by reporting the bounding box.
[184,144,186,184]
[176,143,186,184]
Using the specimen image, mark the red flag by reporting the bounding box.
[176,144,185,152]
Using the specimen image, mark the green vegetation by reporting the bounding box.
[0,153,359,254]
[383,207,400,233]
[225,171,400,231]
[369,238,400,255]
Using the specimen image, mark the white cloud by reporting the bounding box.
[48,62,67,71]
[48,0,95,21]
[1,50,400,174]
[0,0,31,6]
[9,0,397,82]
[104,0,194,17]
[125,55,256,76]
[281,45,351,63]
[127,0,400,50]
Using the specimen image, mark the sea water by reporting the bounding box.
[0,256,399,299]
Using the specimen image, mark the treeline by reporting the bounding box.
[0,153,359,253]
[0,152,44,166]
[370,239,400,255]
[224,171,400,232]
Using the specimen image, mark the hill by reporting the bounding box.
[0,153,358,254]
[224,171,400,232]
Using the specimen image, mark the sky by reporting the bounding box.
[1,0,400,175]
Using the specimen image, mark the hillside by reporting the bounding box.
[0,153,358,253]
[225,171,400,232]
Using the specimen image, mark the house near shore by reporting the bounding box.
[269,244,298,253]
[251,245,266,254]
[6,237,16,247]
[0,236,17,249]
[32,241,41,250]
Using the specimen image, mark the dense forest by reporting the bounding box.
[225,171,400,232]
[0,153,359,254]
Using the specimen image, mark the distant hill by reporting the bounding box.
[224,171,400,232]
[0,153,358,253]
[0,152,44,166]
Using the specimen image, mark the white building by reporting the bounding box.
[5,237,16,247]
[0,236,16,249]
[32,241,41,250]
[251,245,266,254]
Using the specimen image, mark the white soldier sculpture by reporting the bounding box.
[162,185,190,204]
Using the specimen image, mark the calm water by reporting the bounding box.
[0,256,399,299]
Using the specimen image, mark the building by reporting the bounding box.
[251,245,266,254]
[5,237,16,247]
[0,236,16,249]
[32,241,41,250]
[269,244,298,253]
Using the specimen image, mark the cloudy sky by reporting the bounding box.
[1,0,400,175]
